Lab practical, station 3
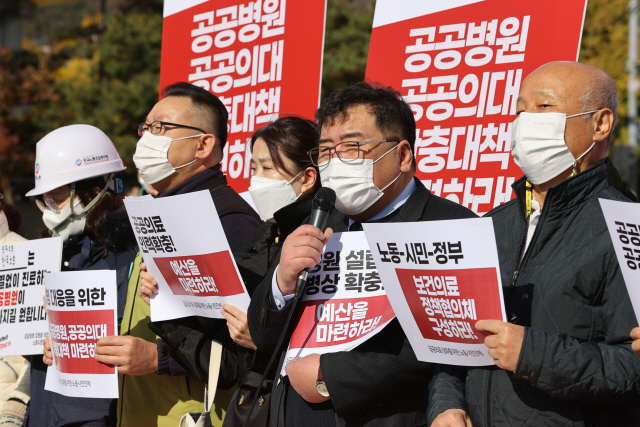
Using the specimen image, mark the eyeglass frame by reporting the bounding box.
[307,138,400,167]
[35,186,75,214]
[137,121,206,137]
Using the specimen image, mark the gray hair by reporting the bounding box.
[579,70,618,150]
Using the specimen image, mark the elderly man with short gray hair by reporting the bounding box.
[428,61,640,427]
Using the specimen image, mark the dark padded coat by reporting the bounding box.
[248,178,477,427]
[427,160,640,427]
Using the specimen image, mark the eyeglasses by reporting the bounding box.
[137,121,206,137]
[308,138,400,167]
[36,189,72,214]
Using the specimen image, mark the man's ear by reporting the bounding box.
[398,140,413,173]
[592,108,614,143]
[196,134,216,159]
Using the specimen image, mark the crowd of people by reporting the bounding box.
[1,60,640,427]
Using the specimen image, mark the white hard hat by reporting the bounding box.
[26,124,127,197]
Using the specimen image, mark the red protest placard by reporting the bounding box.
[154,251,245,297]
[160,0,327,194]
[288,295,396,349]
[47,309,115,375]
[395,267,502,344]
[366,0,587,215]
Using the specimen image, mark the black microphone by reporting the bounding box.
[294,188,336,298]
[243,188,336,427]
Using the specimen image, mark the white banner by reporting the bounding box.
[363,218,506,366]
[124,190,250,321]
[599,199,640,324]
[0,237,62,356]
[281,232,396,376]
[44,270,118,398]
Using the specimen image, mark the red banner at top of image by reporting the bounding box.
[154,251,244,297]
[366,0,587,215]
[395,267,502,344]
[160,0,327,194]
[48,309,114,374]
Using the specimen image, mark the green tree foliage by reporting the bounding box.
[49,1,163,169]
[321,0,374,100]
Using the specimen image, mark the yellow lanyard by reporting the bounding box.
[525,181,532,218]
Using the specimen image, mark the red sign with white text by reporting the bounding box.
[366,0,587,214]
[47,309,114,374]
[395,267,502,344]
[160,0,327,194]
[289,296,396,349]
[154,251,245,297]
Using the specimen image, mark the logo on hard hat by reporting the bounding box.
[35,163,40,174]
[76,159,82,166]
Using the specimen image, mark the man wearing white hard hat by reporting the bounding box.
[30,124,138,427]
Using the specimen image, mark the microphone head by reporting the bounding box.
[312,188,336,212]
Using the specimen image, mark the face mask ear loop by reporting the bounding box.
[571,141,596,176]
[286,170,306,199]
[172,134,205,170]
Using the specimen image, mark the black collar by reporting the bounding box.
[512,159,609,217]
[273,194,314,239]
[156,165,223,198]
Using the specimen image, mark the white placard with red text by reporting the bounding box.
[366,0,588,215]
[160,0,327,195]
[281,232,396,376]
[44,270,118,398]
[600,199,640,324]
[0,237,62,356]
[363,218,506,366]
[124,191,250,321]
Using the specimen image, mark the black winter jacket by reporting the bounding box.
[427,160,640,427]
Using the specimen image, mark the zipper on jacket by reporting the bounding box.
[511,188,553,290]
[486,369,493,427]
[186,375,191,396]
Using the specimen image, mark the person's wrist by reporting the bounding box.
[276,268,294,296]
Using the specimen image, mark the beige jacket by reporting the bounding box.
[0,210,30,406]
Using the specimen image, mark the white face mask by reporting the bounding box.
[42,197,87,243]
[320,144,400,216]
[248,171,303,221]
[133,131,202,185]
[511,111,598,185]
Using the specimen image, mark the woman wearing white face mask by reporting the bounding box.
[25,125,138,427]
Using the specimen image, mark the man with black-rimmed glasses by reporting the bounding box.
[94,82,261,427]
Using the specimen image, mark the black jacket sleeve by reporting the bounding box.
[514,255,640,404]
[148,317,238,389]
[247,267,294,355]
[427,365,469,425]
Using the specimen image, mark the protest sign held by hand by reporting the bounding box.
[364,218,506,366]
[44,270,118,399]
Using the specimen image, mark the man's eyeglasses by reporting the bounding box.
[137,121,206,137]
[308,138,400,167]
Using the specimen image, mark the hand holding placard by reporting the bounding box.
[475,319,525,371]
